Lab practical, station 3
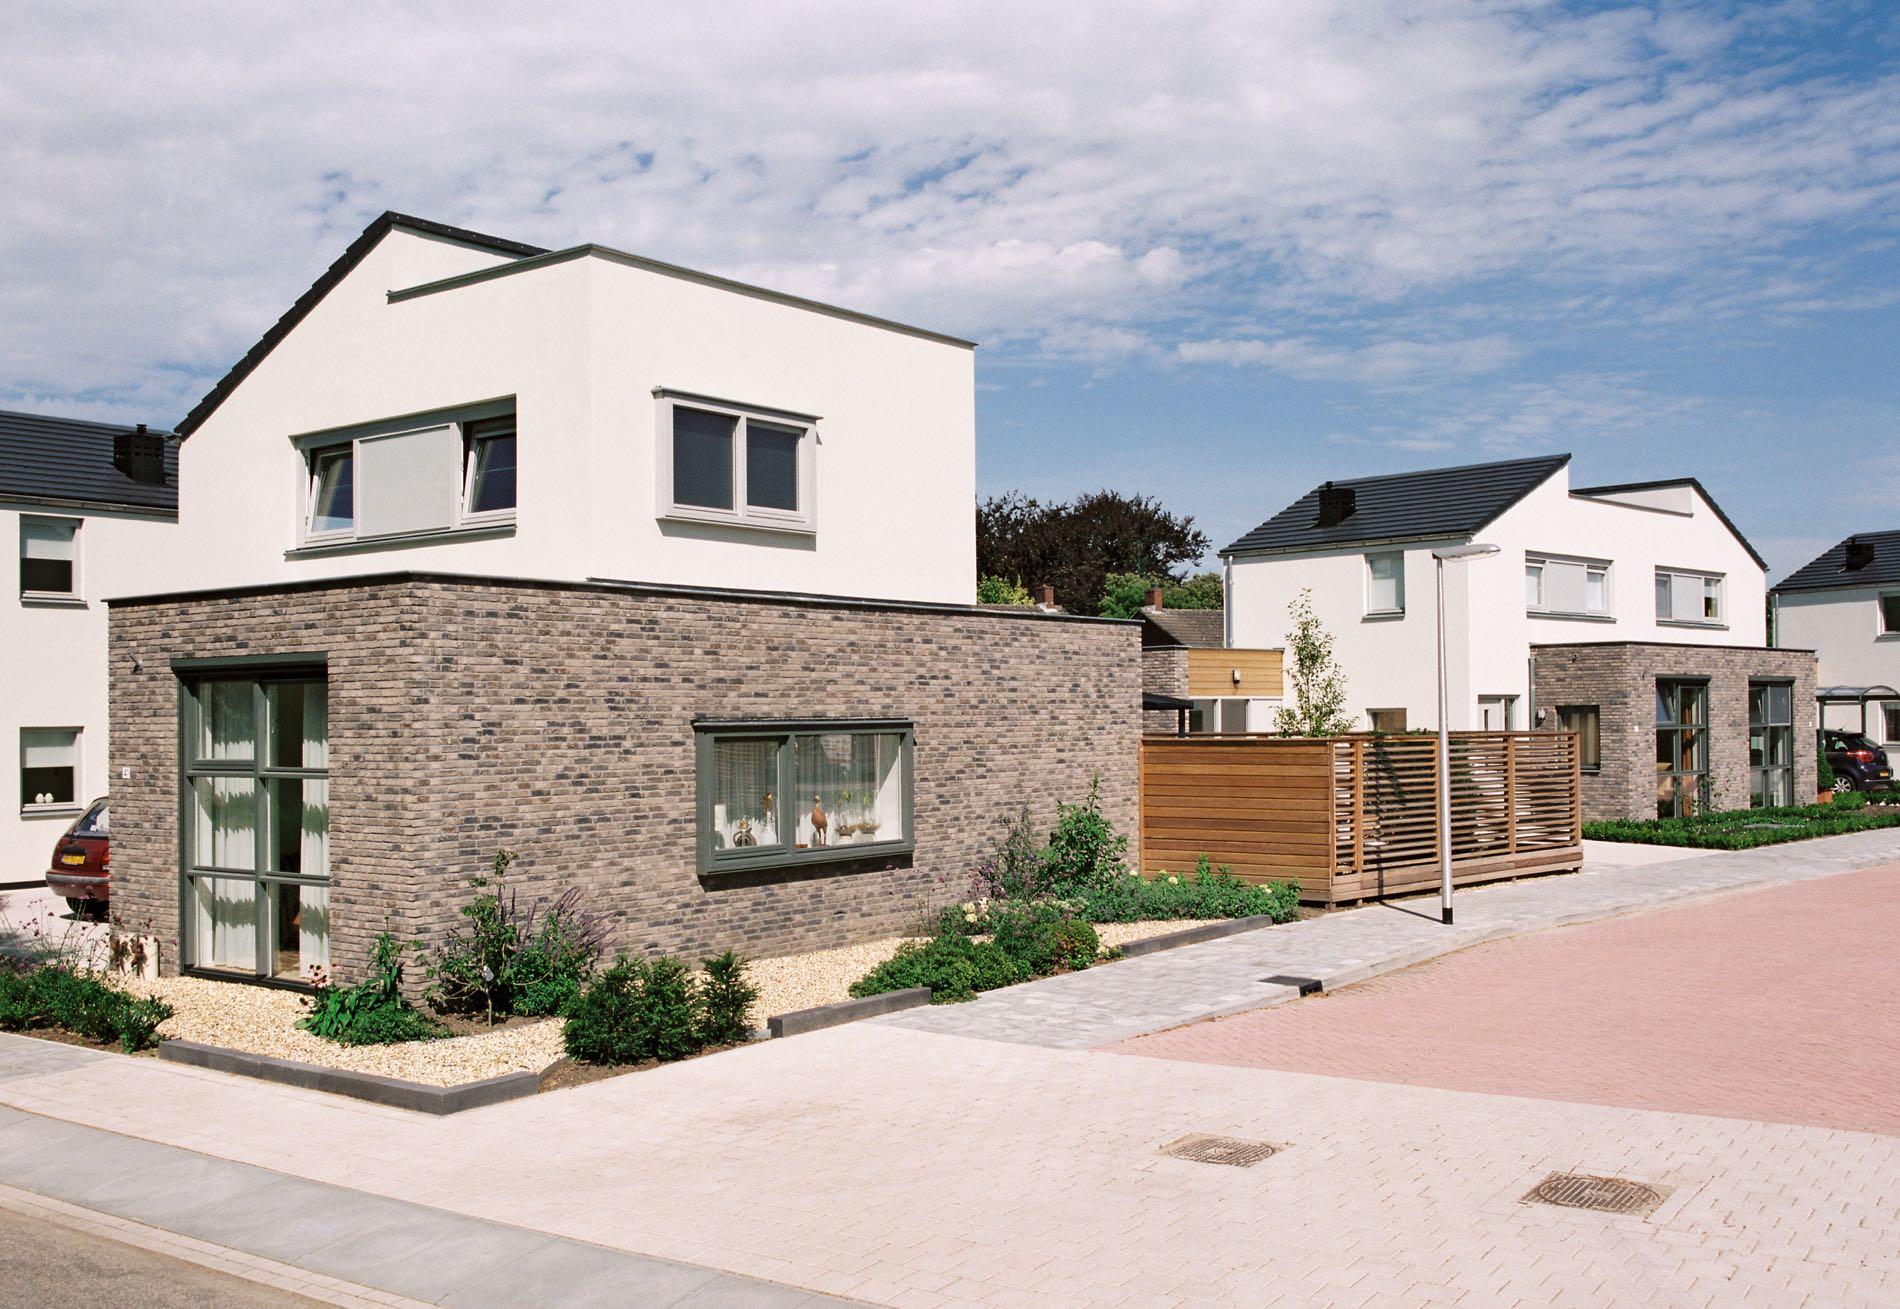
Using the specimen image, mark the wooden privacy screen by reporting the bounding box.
[1139,732,1582,904]
[1184,648,1285,699]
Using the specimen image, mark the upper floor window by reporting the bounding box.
[298,402,515,549]
[20,517,79,599]
[1365,551,1404,616]
[1655,568,1723,625]
[1526,554,1610,618]
[658,392,816,533]
[1880,593,1900,636]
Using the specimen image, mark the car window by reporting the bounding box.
[72,800,107,836]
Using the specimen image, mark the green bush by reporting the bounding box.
[1064,858,1300,924]
[848,935,1028,1004]
[0,964,173,1053]
[1048,918,1101,972]
[299,933,444,1046]
[1817,747,1837,794]
[1583,801,1900,850]
[1834,789,1869,811]
[696,950,758,1047]
[426,851,605,1022]
[1041,774,1129,891]
[563,955,699,1065]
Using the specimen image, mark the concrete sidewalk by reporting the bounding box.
[879,827,1900,1047]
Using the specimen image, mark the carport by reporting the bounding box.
[1815,684,1899,738]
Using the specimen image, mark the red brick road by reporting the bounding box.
[1111,863,1900,1135]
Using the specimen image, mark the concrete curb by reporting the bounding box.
[768,986,931,1038]
[157,1040,543,1115]
[1115,914,1283,958]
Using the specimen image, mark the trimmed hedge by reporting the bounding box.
[1065,860,1300,924]
[1583,801,1900,850]
[0,965,173,1053]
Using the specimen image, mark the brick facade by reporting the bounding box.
[1140,647,1188,734]
[1531,641,1817,822]
[107,574,1139,982]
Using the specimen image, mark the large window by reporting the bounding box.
[298,402,515,547]
[1526,554,1610,618]
[660,394,816,532]
[695,720,912,873]
[181,672,330,983]
[1555,705,1600,772]
[20,728,79,812]
[1655,680,1709,818]
[1655,568,1724,626]
[20,518,79,599]
[1365,552,1404,616]
[1748,682,1794,808]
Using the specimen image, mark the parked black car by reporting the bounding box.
[1823,730,1894,793]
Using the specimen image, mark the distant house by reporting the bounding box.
[1136,591,1283,734]
[1772,531,1900,747]
[1223,454,1814,821]
[0,412,178,883]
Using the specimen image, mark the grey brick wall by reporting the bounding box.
[108,575,1140,982]
[1140,647,1188,734]
[1531,642,1817,822]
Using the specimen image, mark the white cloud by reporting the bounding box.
[1175,334,1518,382]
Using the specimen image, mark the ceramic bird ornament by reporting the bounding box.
[810,796,828,846]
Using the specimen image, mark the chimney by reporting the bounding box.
[1315,481,1356,528]
[1034,584,1055,608]
[1146,587,1164,610]
[113,424,168,485]
[1844,537,1875,572]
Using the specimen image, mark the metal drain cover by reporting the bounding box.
[1523,1172,1668,1217]
[1160,1134,1278,1167]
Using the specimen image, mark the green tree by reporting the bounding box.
[1099,570,1224,619]
[976,574,1034,605]
[977,490,1209,617]
[1275,590,1354,737]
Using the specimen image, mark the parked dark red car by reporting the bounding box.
[45,797,109,916]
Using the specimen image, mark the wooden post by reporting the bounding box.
[1505,735,1518,854]
[1350,737,1365,880]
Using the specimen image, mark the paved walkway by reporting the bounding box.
[879,830,1900,1047]
[1115,861,1900,1134]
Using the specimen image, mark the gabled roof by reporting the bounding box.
[1571,476,1767,570]
[1141,608,1224,648]
[1222,454,1570,557]
[0,410,179,514]
[174,212,547,439]
[1773,530,1900,594]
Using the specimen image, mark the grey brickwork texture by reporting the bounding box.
[1140,647,1188,734]
[1531,642,1817,823]
[108,576,1140,984]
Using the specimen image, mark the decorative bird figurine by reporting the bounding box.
[810,796,828,846]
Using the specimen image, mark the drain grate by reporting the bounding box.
[1523,1172,1668,1217]
[1260,974,1323,995]
[1160,1134,1278,1167]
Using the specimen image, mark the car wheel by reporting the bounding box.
[63,897,86,916]
[1833,774,1856,794]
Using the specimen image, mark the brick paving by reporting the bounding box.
[1112,862,1900,1135]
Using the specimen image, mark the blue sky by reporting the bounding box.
[4,1,1897,579]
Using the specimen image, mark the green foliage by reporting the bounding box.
[696,950,758,1047]
[976,574,1034,606]
[1583,801,1900,850]
[0,964,173,1053]
[1064,857,1300,923]
[1816,747,1837,793]
[299,933,444,1046]
[1099,570,1224,619]
[848,935,1029,1004]
[1275,589,1354,737]
[973,805,1053,901]
[977,489,1210,617]
[426,851,605,1022]
[1041,774,1129,891]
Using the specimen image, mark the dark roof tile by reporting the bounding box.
[1141,608,1225,648]
[0,410,178,513]
[1773,531,1900,593]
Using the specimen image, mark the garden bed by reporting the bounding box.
[1583,800,1900,850]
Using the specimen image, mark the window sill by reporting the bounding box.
[701,838,914,878]
[19,593,85,608]
[660,509,815,538]
[1528,610,1615,622]
[287,520,515,560]
[20,804,83,820]
[1362,610,1406,622]
[1657,618,1729,631]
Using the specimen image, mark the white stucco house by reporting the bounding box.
[0,412,179,885]
[1223,454,1815,820]
[1772,531,1900,746]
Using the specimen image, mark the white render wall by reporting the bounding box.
[1775,588,1900,741]
[1226,464,1768,731]
[1,503,177,881]
[164,228,976,604]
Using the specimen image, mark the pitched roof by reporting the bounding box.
[1141,608,1224,648]
[0,410,179,514]
[1571,476,1767,570]
[1773,530,1900,594]
[1221,454,1570,557]
[174,212,547,439]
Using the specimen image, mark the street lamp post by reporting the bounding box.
[1432,543,1500,925]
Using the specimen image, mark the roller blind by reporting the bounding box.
[21,521,76,559]
[354,424,461,537]
[21,728,77,768]
[1545,560,1588,614]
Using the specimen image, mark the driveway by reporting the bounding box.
[0,885,108,968]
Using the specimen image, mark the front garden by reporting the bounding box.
[1584,790,1900,850]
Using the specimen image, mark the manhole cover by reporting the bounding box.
[1523,1172,1668,1217]
[1159,1134,1278,1167]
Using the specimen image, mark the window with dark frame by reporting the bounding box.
[1881,593,1900,636]
[462,417,517,516]
[1655,679,1709,818]
[1555,705,1600,772]
[696,721,913,874]
[20,518,78,596]
[1748,682,1794,808]
[307,447,355,535]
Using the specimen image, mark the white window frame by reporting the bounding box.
[1525,552,1613,619]
[1655,567,1726,627]
[1884,703,1900,744]
[1877,592,1900,638]
[19,515,82,604]
[1524,561,1544,610]
[655,392,818,535]
[301,442,357,544]
[459,415,519,526]
[1364,551,1405,617]
[20,726,82,816]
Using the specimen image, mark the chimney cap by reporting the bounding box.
[1316,481,1357,528]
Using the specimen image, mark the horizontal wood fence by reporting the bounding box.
[1140,732,1582,904]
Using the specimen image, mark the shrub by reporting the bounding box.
[0,964,173,1053]
[563,955,700,1065]
[1065,858,1299,924]
[1817,747,1837,794]
[1583,801,1900,850]
[1041,774,1129,891]
[696,950,758,1047]
[426,851,605,1022]
[1834,789,1869,811]
[974,807,1050,901]
[1048,918,1101,972]
[300,933,444,1046]
[511,889,608,1017]
[849,936,1028,1004]
[989,905,1066,975]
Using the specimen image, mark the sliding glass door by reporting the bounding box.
[181,672,330,983]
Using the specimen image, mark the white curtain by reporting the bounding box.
[194,777,256,870]
[192,878,256,970]
[297,883,329,975]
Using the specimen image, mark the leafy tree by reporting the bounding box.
[976,574,1034,605]
[977,490,1210,617]
[1099,570,1224,619]
[1275,590,1354,736]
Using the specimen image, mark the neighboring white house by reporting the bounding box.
[0,412,178,883]
[1772,531,1900,745]
[164,212,977,603]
